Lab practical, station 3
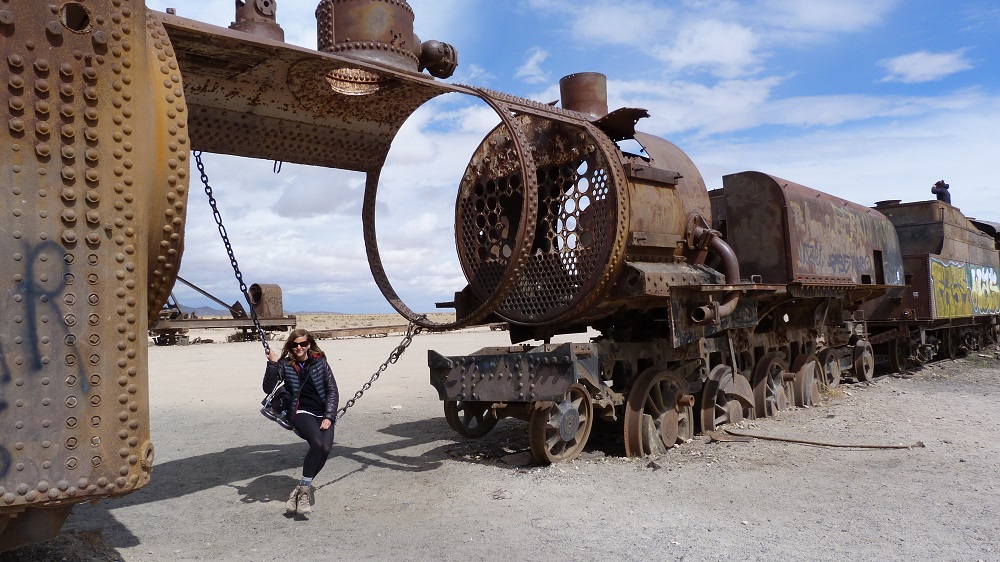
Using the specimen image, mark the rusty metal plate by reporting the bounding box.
[156,11,461,172]
[721,172,905,288]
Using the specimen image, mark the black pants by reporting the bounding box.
[292,413,335,479]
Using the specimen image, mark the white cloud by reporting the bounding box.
[515,47,551,84]
[879,50,974,84]
[758,0,899,33]
[570,2,674,46]
[654,20,762,78]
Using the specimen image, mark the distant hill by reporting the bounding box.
[177,304,228,317]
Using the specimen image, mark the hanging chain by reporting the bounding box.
[336,322,423,419]
[193,151,271,355]
[193,151,422,418]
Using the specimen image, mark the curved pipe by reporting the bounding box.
[690,225,741,323]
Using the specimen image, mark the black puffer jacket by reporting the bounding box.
[263,353,339,421]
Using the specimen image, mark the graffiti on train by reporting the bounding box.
[0,242,89,478]
[930,258,1000,318]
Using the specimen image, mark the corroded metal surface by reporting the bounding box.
[248,283,284,319]
[719,172,905,287]
[160,10,456,172]
[1,0,187,549]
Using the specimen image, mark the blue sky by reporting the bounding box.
[147,0,1000,314]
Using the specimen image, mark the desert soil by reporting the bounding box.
[3,314,1000,561]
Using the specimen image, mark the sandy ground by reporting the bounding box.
[4,315,1000,561]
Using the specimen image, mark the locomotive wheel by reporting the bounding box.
[444,400,499,439]
[887,337,909,374]
[816,348,841,389]
[528,384,593,464]
[700,365,755,432]
[790,355,822,407]
[752,355,791,417]
[624,368,695,457]
[852,340,875,382]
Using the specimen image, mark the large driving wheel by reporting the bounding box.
[887,337,909,373]
[790,354,822,407]
[624,368,695,457]
[700,365,755,432]
[528,384,593,464]
[852,340,874,382]
[752,354,791,417]
[444,400,499,439]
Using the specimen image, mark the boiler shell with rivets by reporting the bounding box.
[0,0,188,549]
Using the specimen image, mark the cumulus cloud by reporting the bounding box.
[879,50,974,83]
[654,20,762,78]
[515,46,551,84]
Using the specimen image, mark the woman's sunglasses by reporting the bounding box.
[291,341,311,349]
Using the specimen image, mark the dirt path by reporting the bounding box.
[4,329,1000,561]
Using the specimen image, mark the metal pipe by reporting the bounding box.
[690,226,741,323]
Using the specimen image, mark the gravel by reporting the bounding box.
[3,331,999,562]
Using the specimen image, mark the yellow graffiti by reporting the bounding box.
[931,259,970,318]
[931,259,1000,318]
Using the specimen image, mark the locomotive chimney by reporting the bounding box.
[230,0,285,41]
[559,72,609,118]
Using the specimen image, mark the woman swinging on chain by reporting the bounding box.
[263,329,339,516]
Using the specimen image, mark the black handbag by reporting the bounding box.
[260,379,293,430]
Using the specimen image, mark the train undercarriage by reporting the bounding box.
[430,292,878,464]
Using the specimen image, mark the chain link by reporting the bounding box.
[193,151,271,355]
[336,322,423,419]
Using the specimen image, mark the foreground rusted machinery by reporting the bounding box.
[424,85,907,461]
[863,200,1000,369]
[0,0,462,550]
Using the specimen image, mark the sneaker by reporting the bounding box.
[295,485,313,515]
[285,486,298,514]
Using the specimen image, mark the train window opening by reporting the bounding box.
[615,138,649,161]
[861,274,872,284]
[873,250,885,284]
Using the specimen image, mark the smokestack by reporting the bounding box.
[559,72,608,118]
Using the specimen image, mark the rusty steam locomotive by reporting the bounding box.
[2,0,998,551]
